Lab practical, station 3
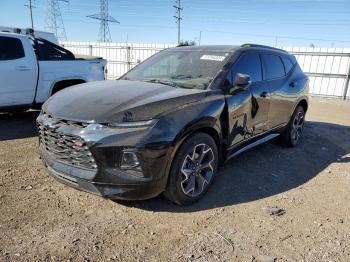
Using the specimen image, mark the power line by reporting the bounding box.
[24,0,35,29]
[173,0,182,44]
[45,0,68,40]
[33,0,349,45]
[87,0,120,42]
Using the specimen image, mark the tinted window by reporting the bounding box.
[281,55,294,74]
[263,54,285,80]
[0,36,25,60]
[33,38,75,61]
[229,52,262,83]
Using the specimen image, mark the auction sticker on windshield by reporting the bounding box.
[200,55,226,62]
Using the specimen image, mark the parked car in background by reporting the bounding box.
[0,31,107,110]
[37,44,309,205]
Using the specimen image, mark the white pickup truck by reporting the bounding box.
[0,32,107,110]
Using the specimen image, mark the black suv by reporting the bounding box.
[37,44,309,205]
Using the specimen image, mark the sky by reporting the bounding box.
[1,0,350,47]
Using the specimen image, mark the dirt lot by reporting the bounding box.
[0,99,349,262]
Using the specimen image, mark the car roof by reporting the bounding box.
[171,45,240,52]
[171,44,288,55]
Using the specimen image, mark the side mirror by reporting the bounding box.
[229,73,251,95]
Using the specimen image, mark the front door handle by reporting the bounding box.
[15,66,32,71]
[260,91,268,98]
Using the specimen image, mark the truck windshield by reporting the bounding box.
[121,49,232,89]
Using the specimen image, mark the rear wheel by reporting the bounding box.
[164,133,218,205]
[281,106,305,147]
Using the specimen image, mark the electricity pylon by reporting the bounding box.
[45,0,68,40]
[87,0,120,42]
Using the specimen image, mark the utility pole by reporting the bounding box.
[45,0,68,40]
[87,0,120,42]
[173,0,182,45]
[198,31,202,45]
[25,0,35,29]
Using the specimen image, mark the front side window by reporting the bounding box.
[263,54,285,80]
[0,36,25,61]
[228,52,262,84]
[122,49,232,90]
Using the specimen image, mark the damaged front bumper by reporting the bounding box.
[37,112,170,200]
[40,145,168,200]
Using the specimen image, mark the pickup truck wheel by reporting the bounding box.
[164,133,218,205]
[281,106,305,147]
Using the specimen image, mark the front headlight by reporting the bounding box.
[108,119,158,128]
[84,123,106,131]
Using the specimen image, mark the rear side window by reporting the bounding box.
[263,54,285,80]
[0,36,25,60]
[281,55,294,74]
[33,38,75,61]
[229,52,262,83]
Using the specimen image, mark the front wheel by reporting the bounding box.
[164,133,218,205]
[281,105,305,147]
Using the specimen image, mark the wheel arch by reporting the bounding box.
[290,97,309,117]
[50,78,86,96]
[297,98,308,112]
[162,118,224,190]
[173,119,223,160]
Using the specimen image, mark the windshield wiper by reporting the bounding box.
[170,74,193,80]
[143,79,201,90]
[143,79,178,87]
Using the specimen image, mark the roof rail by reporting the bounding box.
[0,28,21,34]
[241,43,287,53]
[25,28,34,36]
[0,27,34,36]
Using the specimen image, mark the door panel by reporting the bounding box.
[226,89,253,146]
[225,51,271,148]
[0,36,37,107]
[248,81,271,134]
[262,53,295,128]
[266,78,294,128]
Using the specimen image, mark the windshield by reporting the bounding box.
[121,49,232,89]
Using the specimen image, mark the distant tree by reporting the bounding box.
[178,40,196,46]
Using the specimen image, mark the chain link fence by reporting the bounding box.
[61,42,350,100]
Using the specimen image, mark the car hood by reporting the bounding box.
[44,80,207,123]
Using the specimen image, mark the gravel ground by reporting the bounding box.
[0,98,349,262]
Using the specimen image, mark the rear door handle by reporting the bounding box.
[260,91,268,98]
[15,66,32,71]
[289,81,297,87]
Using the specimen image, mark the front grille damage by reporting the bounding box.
[44,112,89,128]
[38,114,97,170]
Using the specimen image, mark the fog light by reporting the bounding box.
[121,151,141,170]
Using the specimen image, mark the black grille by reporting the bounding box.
[38,117,97,170]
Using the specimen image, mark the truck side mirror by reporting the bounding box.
[229,73,251,95]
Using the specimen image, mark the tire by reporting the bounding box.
[281,105,305,147]
[164,132,218,205]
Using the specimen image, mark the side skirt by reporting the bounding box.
[225,124,287,161]
[227,133,280,160]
